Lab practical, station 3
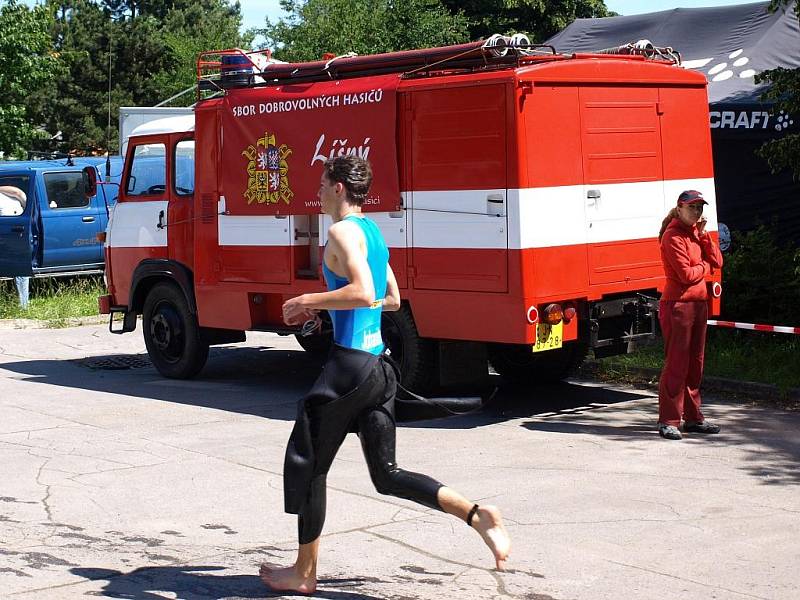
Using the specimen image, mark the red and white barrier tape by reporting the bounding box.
[707,320,800,335]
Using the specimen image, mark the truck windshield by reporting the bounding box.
[127,143,167,196]
[0,176,31,217]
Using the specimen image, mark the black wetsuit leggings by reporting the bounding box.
[295,345,444,544]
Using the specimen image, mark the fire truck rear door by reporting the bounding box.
[579,86,665,286]
[409,83,509,293]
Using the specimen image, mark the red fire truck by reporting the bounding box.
[90,39,722,391]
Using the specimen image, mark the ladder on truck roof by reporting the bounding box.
[195,36,561,94]
[195,36,683,97]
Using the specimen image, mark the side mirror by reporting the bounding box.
[82,166,98,198]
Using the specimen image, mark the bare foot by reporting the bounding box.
[473,505,511,571]
[259,562,317,595]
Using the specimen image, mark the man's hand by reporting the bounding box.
[282,295,318,325]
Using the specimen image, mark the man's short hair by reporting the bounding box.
[323,156,372,206]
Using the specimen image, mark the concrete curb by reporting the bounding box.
[583,360,800,402]
[0,314,107,330]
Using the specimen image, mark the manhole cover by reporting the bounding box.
[79,355,152,370]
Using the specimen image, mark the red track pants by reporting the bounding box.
[658,300,708,427]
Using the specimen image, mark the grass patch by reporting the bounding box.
[596,328,800,392]
[0,276,104,326]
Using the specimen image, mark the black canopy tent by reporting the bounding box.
[546,1,800,244]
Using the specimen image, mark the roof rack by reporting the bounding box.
[196,36,558,91]
[589,39,681,64]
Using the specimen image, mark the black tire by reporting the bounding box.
[488,341,588,385]
[381,305,437,394]
[142,282,209,379]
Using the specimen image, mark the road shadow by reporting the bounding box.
[0,345,319,423]
[408,377,653,431]
[0,345,652,431]
[514,380,800,485]
[71,566,388,599]
[3,342,799,484]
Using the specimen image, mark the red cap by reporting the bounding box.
[678,190,707,205]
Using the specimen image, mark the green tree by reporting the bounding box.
[261,0,470,63]
[440,0,613,42]
[756,0,800,179]
[0,0,59,157]
[33,1,117,153]
[152,1,252,102]
[29,0,247,154]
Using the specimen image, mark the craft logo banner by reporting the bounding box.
[222,74,401,215]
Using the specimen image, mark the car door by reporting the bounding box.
[0,173,35,277]
[38,169,105,270]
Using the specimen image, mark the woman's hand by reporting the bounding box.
[697,216,708,236]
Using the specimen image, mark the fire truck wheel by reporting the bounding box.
[142,282,209,379]
[381,306,437,394]
[488,342,588,385]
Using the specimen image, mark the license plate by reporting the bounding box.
[532,322,563,353]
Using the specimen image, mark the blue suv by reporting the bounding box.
[0,157,122,278]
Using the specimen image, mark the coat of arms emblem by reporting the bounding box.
[242,132,293,205]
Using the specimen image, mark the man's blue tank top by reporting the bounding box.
[322,215,388,355]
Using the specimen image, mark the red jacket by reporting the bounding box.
[660,218,723,302]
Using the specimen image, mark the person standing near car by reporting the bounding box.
[0,186,31,309]
[259,156,510,595]
[656,190,723,440]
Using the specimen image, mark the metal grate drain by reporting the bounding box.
[79,355,152,370]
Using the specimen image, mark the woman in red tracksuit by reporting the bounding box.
[657,190,724,440]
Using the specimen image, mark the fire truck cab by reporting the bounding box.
[95,39,722,392]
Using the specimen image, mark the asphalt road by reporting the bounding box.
[1,323,798,599]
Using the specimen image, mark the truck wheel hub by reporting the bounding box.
[150,305,183,359]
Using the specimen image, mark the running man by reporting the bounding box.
[260,156,510,594]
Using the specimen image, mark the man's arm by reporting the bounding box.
[0,186,25,202]
[282,221,375,324]
[383,263,401,312]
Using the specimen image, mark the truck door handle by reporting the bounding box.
[486,193,505,216]
[586,189,601,207]
[157,210,165,229]
[82,216,95,223]
[11,225,24,233]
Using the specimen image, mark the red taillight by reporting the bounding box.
[712,282,722,298]
[526,305,539,324]
[563,305,577,322]
[543,303,563,325]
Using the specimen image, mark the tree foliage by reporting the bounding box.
[723,223,800,325]
[261,0,470,63]
[439,0,613,42]
[10,0,618,155]
[0,0,60,157]
[756,0,800,179]
[26,0,247,155]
